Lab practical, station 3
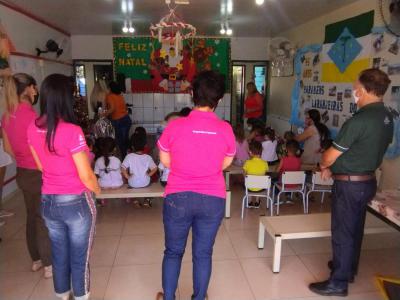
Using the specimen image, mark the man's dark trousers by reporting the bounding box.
[330,179,377,289]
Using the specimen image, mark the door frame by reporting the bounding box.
[231,60,270,124]
[231,64,246,126]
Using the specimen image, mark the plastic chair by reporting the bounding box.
[241,175,273,219]
[305,171,333,213]
[272,171,306,215]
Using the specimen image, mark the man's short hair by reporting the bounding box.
[192,70,225,109]
[359,68,391,97]
[249,141,262,156]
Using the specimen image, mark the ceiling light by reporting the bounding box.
[122,20,128,33]
[255,0,265,5]
[226,28,233,35]
[127,0,134,13]
[121,0,127,13]
[220,23,226,34]
[128,20,135,33]
[227,0,233,14]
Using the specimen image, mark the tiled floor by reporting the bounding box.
[1,182,399,300]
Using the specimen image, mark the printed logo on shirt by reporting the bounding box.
[192,130,217,135]
[384,117,391,126]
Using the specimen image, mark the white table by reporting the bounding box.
[224,165,244,189]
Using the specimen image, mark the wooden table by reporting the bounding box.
[258,213,394,273]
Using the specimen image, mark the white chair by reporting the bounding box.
[305,171,333,213]
[241,175,273,219]
[272,171,306,215]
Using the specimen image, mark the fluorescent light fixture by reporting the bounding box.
[255,0,265,5]
[122,20,128,33]
[121,0,127,13]
[220,28,226,34]
[127,0,134,13]
[227,0,233,14]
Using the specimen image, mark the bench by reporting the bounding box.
[257,212,394,273]
[97,183,232,218]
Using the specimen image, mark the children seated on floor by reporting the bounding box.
[261,127,279,168]
[233,124,249,166]
[122,131,158,208]
[243,141,269,208]
[248,124,265,143]
[94,137,124,206]
[158,112,181,187]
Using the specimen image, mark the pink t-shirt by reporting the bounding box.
[1,102,37,169]
[27,119,89,194]
[157,110,236,199]
[235,140,249,164]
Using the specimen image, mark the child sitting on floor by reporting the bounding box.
[233,124,249,166]
[122,132,158,207]
[243,141,269,208]
[94,137,124,206]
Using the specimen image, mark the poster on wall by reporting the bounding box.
[113,36,230,93]
[291,11,374,136]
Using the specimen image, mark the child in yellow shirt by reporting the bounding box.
[243,141,269,208]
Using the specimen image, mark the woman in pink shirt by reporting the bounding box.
[1,73,52,278]
[27,74,100,300]
[157,71,236,300]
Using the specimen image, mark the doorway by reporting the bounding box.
[231,61,268,127]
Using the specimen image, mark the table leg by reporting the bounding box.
[225,172,230,190]
[272,235,282,273]
[258,221,265,249]
[225,190,231,219]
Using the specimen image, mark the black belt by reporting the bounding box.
[333,174,375,182]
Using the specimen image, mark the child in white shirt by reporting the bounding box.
[122,132,158,207]
[94,137,123,206]
[261,127,279,168]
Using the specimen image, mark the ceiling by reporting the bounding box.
[6,0,359,37]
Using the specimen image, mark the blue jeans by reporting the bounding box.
[41,192,97,300]
[162,192,225,300]
[111,114,132,157]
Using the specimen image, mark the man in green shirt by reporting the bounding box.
[309,68,394,297]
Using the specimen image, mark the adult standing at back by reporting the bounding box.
[1,73,52,278]
[244,82,264,126]
[295,109,330,165]
[27,74,100,300]
[309,69,394,297]
[157,71,236,300]
[106,81,131,157]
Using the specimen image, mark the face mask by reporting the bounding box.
[352,90,360,104]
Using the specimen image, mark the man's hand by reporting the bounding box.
[320,167,332,181]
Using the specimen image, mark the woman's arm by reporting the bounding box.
[72,151,101,195]
[222,156,234,170]
[295,127,314,142]
[29,146,43,171]
[159,150,171,168]
[2,130,15,158]
[104,98,115,117]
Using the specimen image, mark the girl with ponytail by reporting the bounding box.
[295,109,331,165]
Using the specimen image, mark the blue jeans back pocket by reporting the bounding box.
[164,194,187,220]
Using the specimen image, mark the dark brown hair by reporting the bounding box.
[286,140,300,155]
[234,124,245,143]
[249,141,262,156]
[359,68,391,97]
[192,70,225,109]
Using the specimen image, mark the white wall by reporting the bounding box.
[0,5,71,60]
[268,0,400,190]
[0,3,72,198]
[71,35,269,60]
